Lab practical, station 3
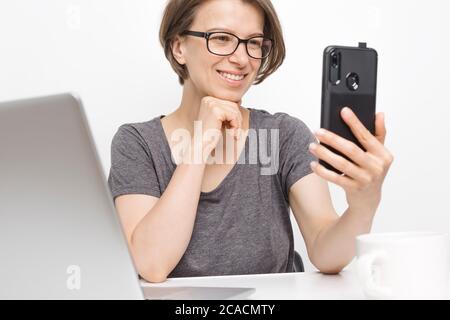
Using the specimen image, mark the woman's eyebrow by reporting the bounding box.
[206,28,264,37]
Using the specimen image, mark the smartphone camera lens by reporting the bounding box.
[330,51,339,68]
[346,72,359,91]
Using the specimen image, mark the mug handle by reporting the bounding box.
[356,251,393,299]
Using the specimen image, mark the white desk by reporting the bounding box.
[140,271,367,300]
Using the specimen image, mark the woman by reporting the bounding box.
[108,0,393,283]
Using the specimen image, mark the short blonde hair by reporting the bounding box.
[159,0,286,85]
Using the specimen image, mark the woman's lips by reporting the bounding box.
[217,71,247,87]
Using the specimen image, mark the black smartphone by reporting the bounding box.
[320,42,378,175]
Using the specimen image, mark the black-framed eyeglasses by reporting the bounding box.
[181,30,273,59]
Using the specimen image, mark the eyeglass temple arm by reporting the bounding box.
[182,31,208,38]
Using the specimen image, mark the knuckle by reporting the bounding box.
[227,101,239,108]
[212,108,223,118]
[207,101,215,110]
[386,152,394,165]
[379,154,393,171]
[230,112,238,121]
[211,106,220,114]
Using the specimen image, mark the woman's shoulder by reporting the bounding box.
[112,115,163,146]
[248,106,311,135]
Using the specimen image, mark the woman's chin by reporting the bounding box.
[210,91,243,104]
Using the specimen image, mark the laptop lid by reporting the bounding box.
[0,93,143,299]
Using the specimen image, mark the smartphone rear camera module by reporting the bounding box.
[330,50,339,68]
[346,72,359,91]
[329,50,341,85]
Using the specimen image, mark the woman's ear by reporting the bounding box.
[171,35,186,65]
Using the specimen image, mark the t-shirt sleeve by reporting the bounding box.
[108,124,161,200]
[278,114,318,200]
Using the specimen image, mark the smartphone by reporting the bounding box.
[320,42,378,175]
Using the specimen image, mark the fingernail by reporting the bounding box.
[343,107,353,115]
[310,161,318,169]
[309,142,317,150]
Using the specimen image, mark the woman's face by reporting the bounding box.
[175,0,264,103]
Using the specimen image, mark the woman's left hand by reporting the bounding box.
[308,107,394,213]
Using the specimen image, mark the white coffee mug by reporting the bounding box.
[356,231,449,299]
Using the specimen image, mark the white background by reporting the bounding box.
[1,0,449,272]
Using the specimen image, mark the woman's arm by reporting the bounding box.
[289,173,376,274]
[116,155,206,283]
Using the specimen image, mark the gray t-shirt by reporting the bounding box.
[108,107,317,277]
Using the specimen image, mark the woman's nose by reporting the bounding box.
[229,42,250,65]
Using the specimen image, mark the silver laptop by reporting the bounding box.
[0,93,255,300]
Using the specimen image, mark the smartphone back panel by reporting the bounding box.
[320,44,378,174]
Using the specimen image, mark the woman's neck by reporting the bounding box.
[171,80,248,136]
[174,80,203,130]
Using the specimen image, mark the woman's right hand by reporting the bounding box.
[194,96,243,159]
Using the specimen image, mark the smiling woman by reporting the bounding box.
[107,0,393,283]
[159,0,285,86]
